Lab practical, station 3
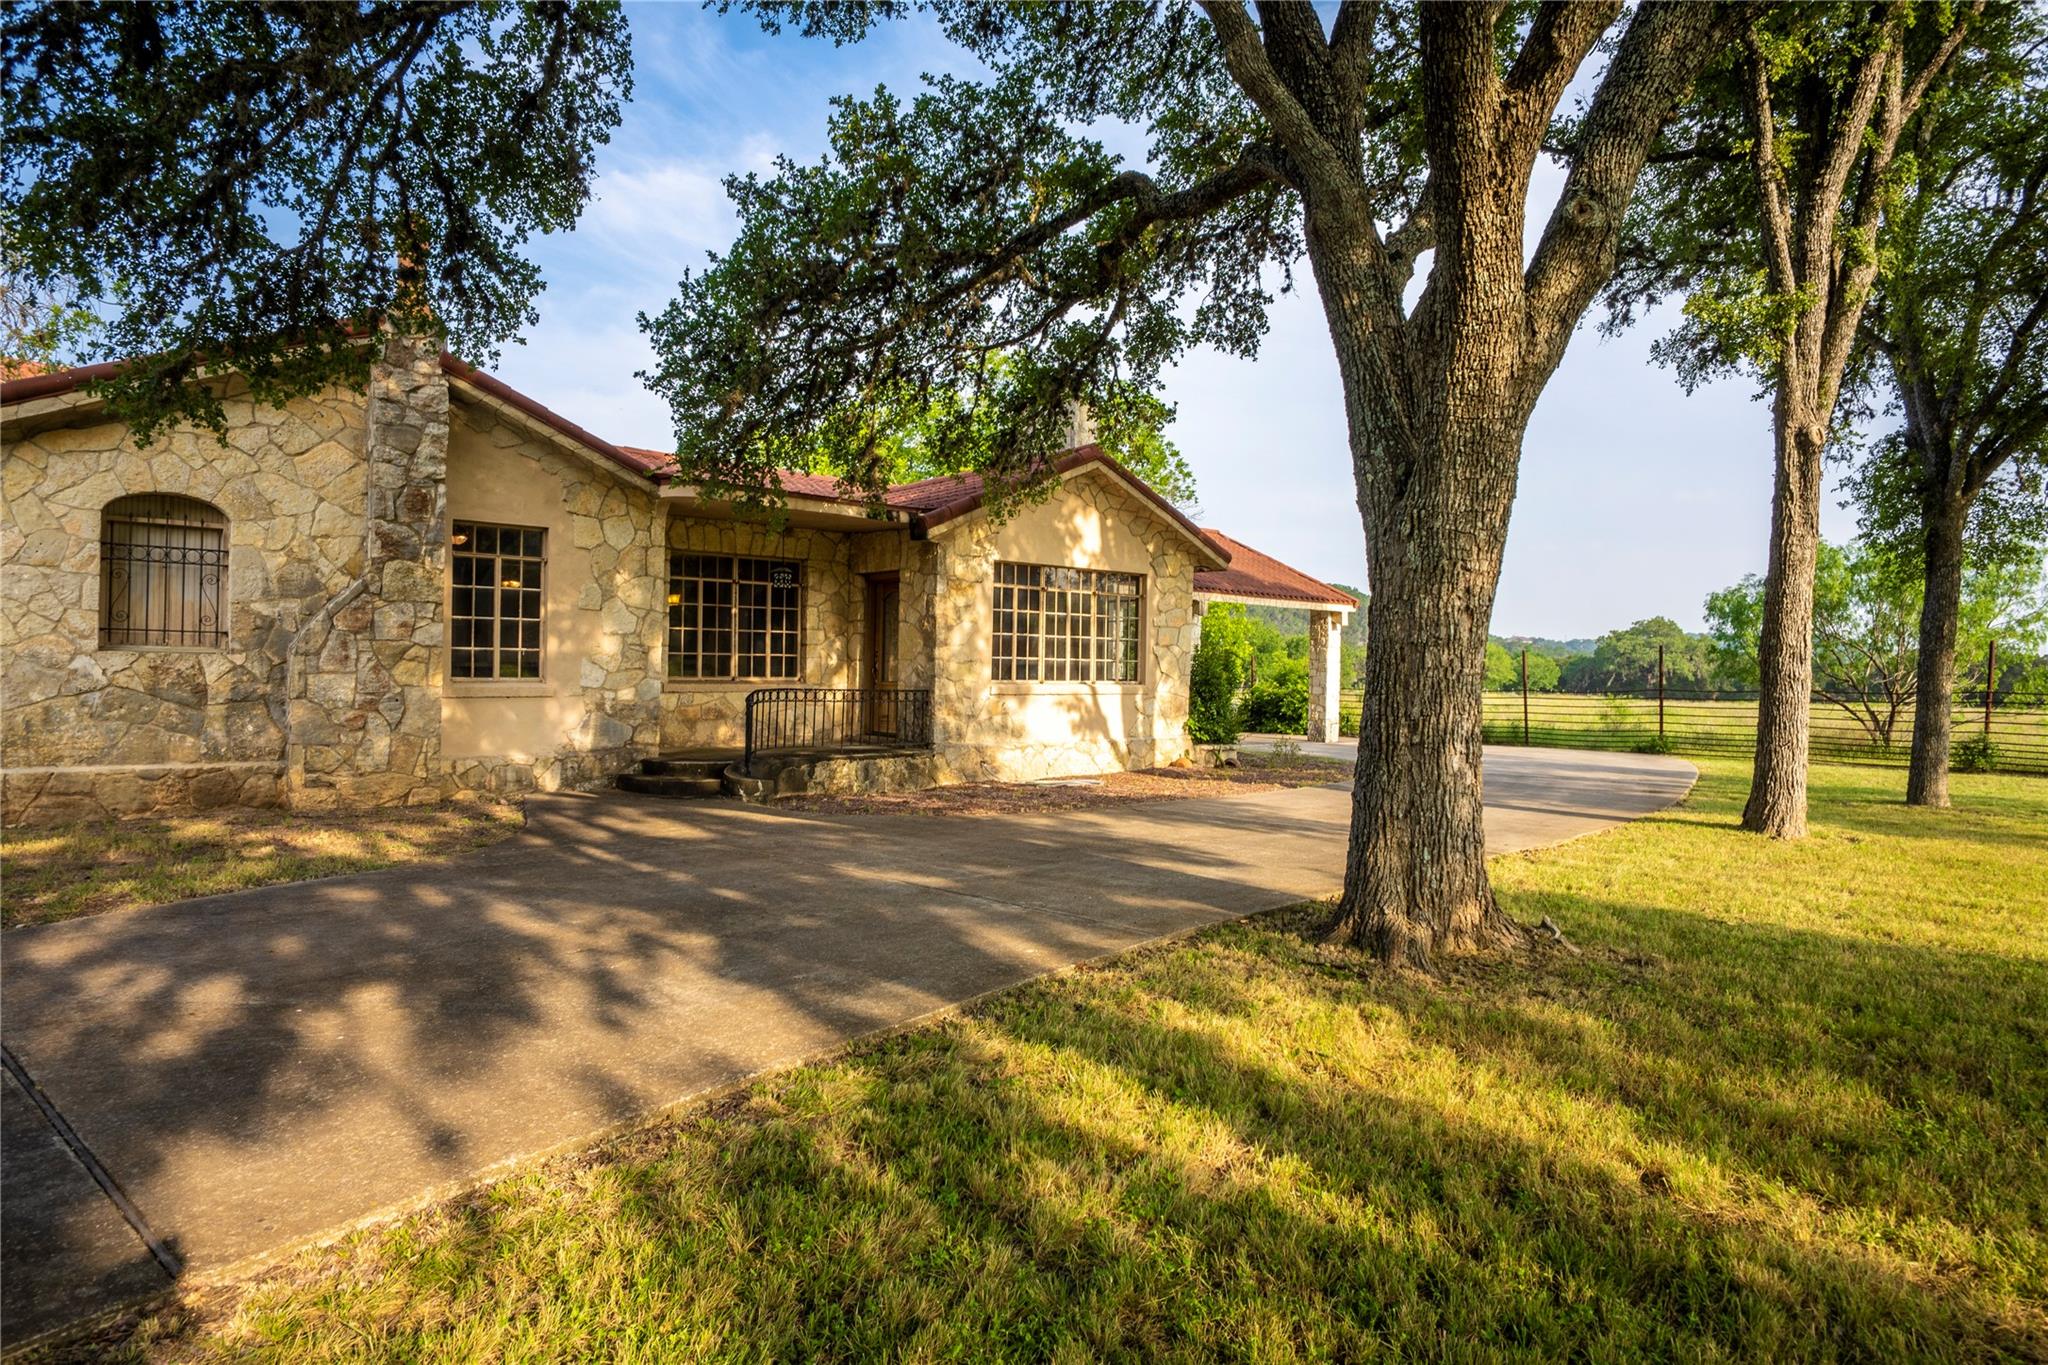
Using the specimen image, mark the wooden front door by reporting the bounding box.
[865,574,900,736]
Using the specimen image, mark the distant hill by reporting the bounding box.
[1495,634,1594,660]
[1235,582,1368,650]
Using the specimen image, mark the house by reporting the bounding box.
[0,333,1358,826]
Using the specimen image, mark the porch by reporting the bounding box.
[623,685,935,801]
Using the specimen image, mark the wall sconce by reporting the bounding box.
[450,532,468,545]
[501,578,521,589]
[667,593,682,605]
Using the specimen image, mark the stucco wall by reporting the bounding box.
[2,380,369,823]
[925,468,1198,782]
[438,396,666,794]
[658,513,864,750]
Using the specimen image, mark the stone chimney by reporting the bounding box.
[1065,399,1098,450]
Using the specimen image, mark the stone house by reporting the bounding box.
[0,336,1357,825]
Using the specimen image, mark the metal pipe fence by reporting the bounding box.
[1334,644,2048,777]
[743,687,933,775]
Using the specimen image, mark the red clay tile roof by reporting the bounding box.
[438,358,660,481]
[0,353,661,486]
[1195,530,1358,610]
[0,359,127,404]
[629,444,1227,568]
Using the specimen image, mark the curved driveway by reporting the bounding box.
[2,747,1694,1341]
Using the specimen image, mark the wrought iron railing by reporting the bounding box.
[743,687,934,774]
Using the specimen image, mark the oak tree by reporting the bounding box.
[1608,1,1982,836]
[1846,7,2048,805]
[644,0,1748,967]
[1,0,633,437]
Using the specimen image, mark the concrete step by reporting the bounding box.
[638,756,727,780]
[616,772,725,799]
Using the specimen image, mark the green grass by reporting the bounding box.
[1,803,524,929]
[1469,692,2048,774]
[98,762,2048,1362]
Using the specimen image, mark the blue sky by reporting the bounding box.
[488,4,1862,641]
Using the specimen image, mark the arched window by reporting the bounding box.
[99,494,230,648]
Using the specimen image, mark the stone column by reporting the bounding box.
[1306,609,1343,744]
[287,331,450,808]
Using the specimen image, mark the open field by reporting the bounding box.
[1333,689,2048,775]
[65,759,2048,1362]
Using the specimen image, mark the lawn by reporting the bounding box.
[1,802,524,929]
[70,761,2048,1362]
[1471,691,2048,775]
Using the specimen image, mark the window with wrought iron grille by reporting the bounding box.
[98,494,231,648]
[668,554,802,679]
[992,563,1142,682]
[450,523,545,679]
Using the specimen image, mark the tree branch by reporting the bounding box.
[1741,29,1800,295]
[1198,0,1363,216]
[1523,1,1750,373]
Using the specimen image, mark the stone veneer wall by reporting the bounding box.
[924,471,1199,783]
[438,397,667,795]
[658,515,862,750]
[286,333,451,810]
[2,378,370,825]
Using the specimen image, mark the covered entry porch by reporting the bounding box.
[1193,531,1360,744]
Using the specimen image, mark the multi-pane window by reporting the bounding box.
[992,563,1142,682]
[451,522,544,679]
[668,554,801,679]
[99,494,230,648]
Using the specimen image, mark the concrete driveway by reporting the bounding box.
[1,746,1694,1343]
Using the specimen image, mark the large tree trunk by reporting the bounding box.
[1338,505,1527,967]
[1906,495,1969,806]
[1308,226,1529,969]
[1743,401,1826,838]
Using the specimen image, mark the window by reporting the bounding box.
[992,563,1142,682]
[450,522,544,679]
[99,494,230,648]
[668,554,801,679]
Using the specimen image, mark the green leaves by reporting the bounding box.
[2,1,632,439]
[640,4,1298,511]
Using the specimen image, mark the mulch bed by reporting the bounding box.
[778,751,1350,816]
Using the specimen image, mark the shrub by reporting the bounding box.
[1953,736,1998,772]
[1189,606,1254,744]
[1243,658,1310,734]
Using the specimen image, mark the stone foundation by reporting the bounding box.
[1,763,283,825]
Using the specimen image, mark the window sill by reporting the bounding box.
[990,680,1146,696]
[446,681,553,698]
[95,644,232,656]
[663,678,807,692]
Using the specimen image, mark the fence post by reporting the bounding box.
[1657,644,1666,743]
[1986,639,1997,742]
[1521,647,1530,746]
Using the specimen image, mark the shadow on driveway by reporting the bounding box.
[0,749,1694,1344]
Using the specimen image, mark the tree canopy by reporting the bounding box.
[1556,617,1717,694]
[1,0,633,438]
[1706,537,2047,743]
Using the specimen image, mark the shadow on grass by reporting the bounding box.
[100,900,2047,1363]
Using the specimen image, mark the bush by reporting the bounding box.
[1953,736,1998,772]
[1243,658,1310,734]
[1188,607,1254,744]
